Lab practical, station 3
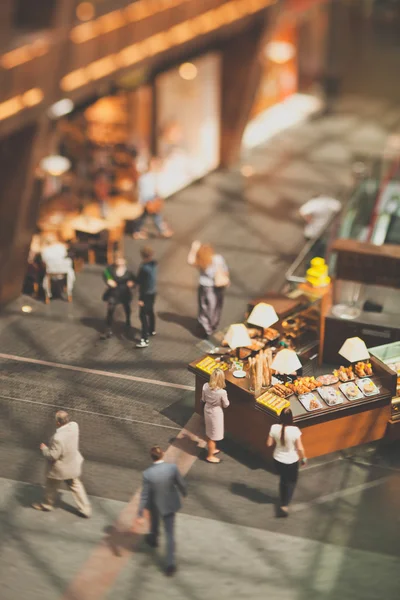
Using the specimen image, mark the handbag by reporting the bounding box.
[146,197,164,215]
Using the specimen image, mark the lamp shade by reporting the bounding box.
[248,303,278,329]
[224,324,252,350]
[40,155,71,176]
[339,337,370,363]
[271,349,302,374]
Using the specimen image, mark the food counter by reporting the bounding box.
[188,355,394,461]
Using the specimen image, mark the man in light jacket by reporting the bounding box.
[32,410,91,518]
[136,446,187,576]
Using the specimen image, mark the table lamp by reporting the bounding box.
[225,324,252,359]
[338,337,370,363]
[271,349,302,383]
[247,303,278,336]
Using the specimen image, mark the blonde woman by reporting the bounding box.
[188,241,229,338]
[201,369,230,463]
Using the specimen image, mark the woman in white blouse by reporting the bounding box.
[267,408,306,516]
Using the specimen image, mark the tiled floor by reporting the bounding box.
[1,94,400,599]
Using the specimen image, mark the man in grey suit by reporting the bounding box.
[136,446,187,576]
[32,410,91,518]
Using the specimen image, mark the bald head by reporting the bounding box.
[55,410,70,427]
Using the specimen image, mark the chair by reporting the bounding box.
[43,272,72,304]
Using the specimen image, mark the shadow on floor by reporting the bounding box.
[158,312,203,338]
[230,482,275,505]
[80,316,139,341]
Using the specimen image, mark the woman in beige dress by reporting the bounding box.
[201,369,230,463]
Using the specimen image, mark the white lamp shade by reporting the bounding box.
[248,303,278,329]
[224,324,252,350]
[271,349,302,374]
[339,337,370,363]
[48,98,74,119]
[40,155,71,176]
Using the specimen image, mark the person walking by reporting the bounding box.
[135,246,157,348]
[201,368,230,463]
[187,241,229,338]
[133,157,173,239]
[135,446,187,576]
[102,255,135,338]
[32,410,91,518]
[267,408,307,517]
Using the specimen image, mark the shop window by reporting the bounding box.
[12,0,57,31]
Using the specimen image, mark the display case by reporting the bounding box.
[370,341,400,421]
[188,355,393,461]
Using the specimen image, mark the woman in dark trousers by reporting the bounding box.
[267,408,307,517]
[135,246,157,348]
[102,255,135,338]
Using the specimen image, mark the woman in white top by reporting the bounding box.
[201,369,230,463]
[187,241,229,338]
[267,408,306,516]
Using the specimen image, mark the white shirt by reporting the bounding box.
[300,196,341,239]
[270,424,301,464]
[199,254,228,287]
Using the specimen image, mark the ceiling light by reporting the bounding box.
[21,305,33,313]
[22,88,44,107]
[265,41,296,64]
[48,99,74,119]
[76,2,95,21]
[40,155,71,177]
[179,62,198,81]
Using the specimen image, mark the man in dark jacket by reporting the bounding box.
[135,246,157,348]
[136,446,187,575]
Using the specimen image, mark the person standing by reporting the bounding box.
[135,246,157,348]
[32,410,91,518]
[102,255,135,338]
[133,157,173,239]
[135,446,187,576]
[202,368,230,464]
[187,241,229,338]
[267,408,307,517]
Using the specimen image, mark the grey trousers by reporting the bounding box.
[149,510,176,567]
[198,285,224,336]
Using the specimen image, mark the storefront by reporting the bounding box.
[155,53,221,197]
[242,0,328,149]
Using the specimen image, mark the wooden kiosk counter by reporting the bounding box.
[188,356,394,461]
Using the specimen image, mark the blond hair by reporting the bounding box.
[196,244,214,271]
[209,368,226,390]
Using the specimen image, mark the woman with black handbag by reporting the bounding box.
[102,255,135,338]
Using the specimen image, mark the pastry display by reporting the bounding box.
[298,392,323,412]
[339,382,364,401]
[264,328,280,342]
[387,362,400,375]
[271,383,292,398]
[317,374,339,386]
[318,386,345,406]
[256,391,290,415]
[354,361,373,378]
[334,366,355,382]
[262,349,273,388]
[286,377,322,396]
[196,356,229,375]
[247,339,265,352]
[356,378,379,396]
